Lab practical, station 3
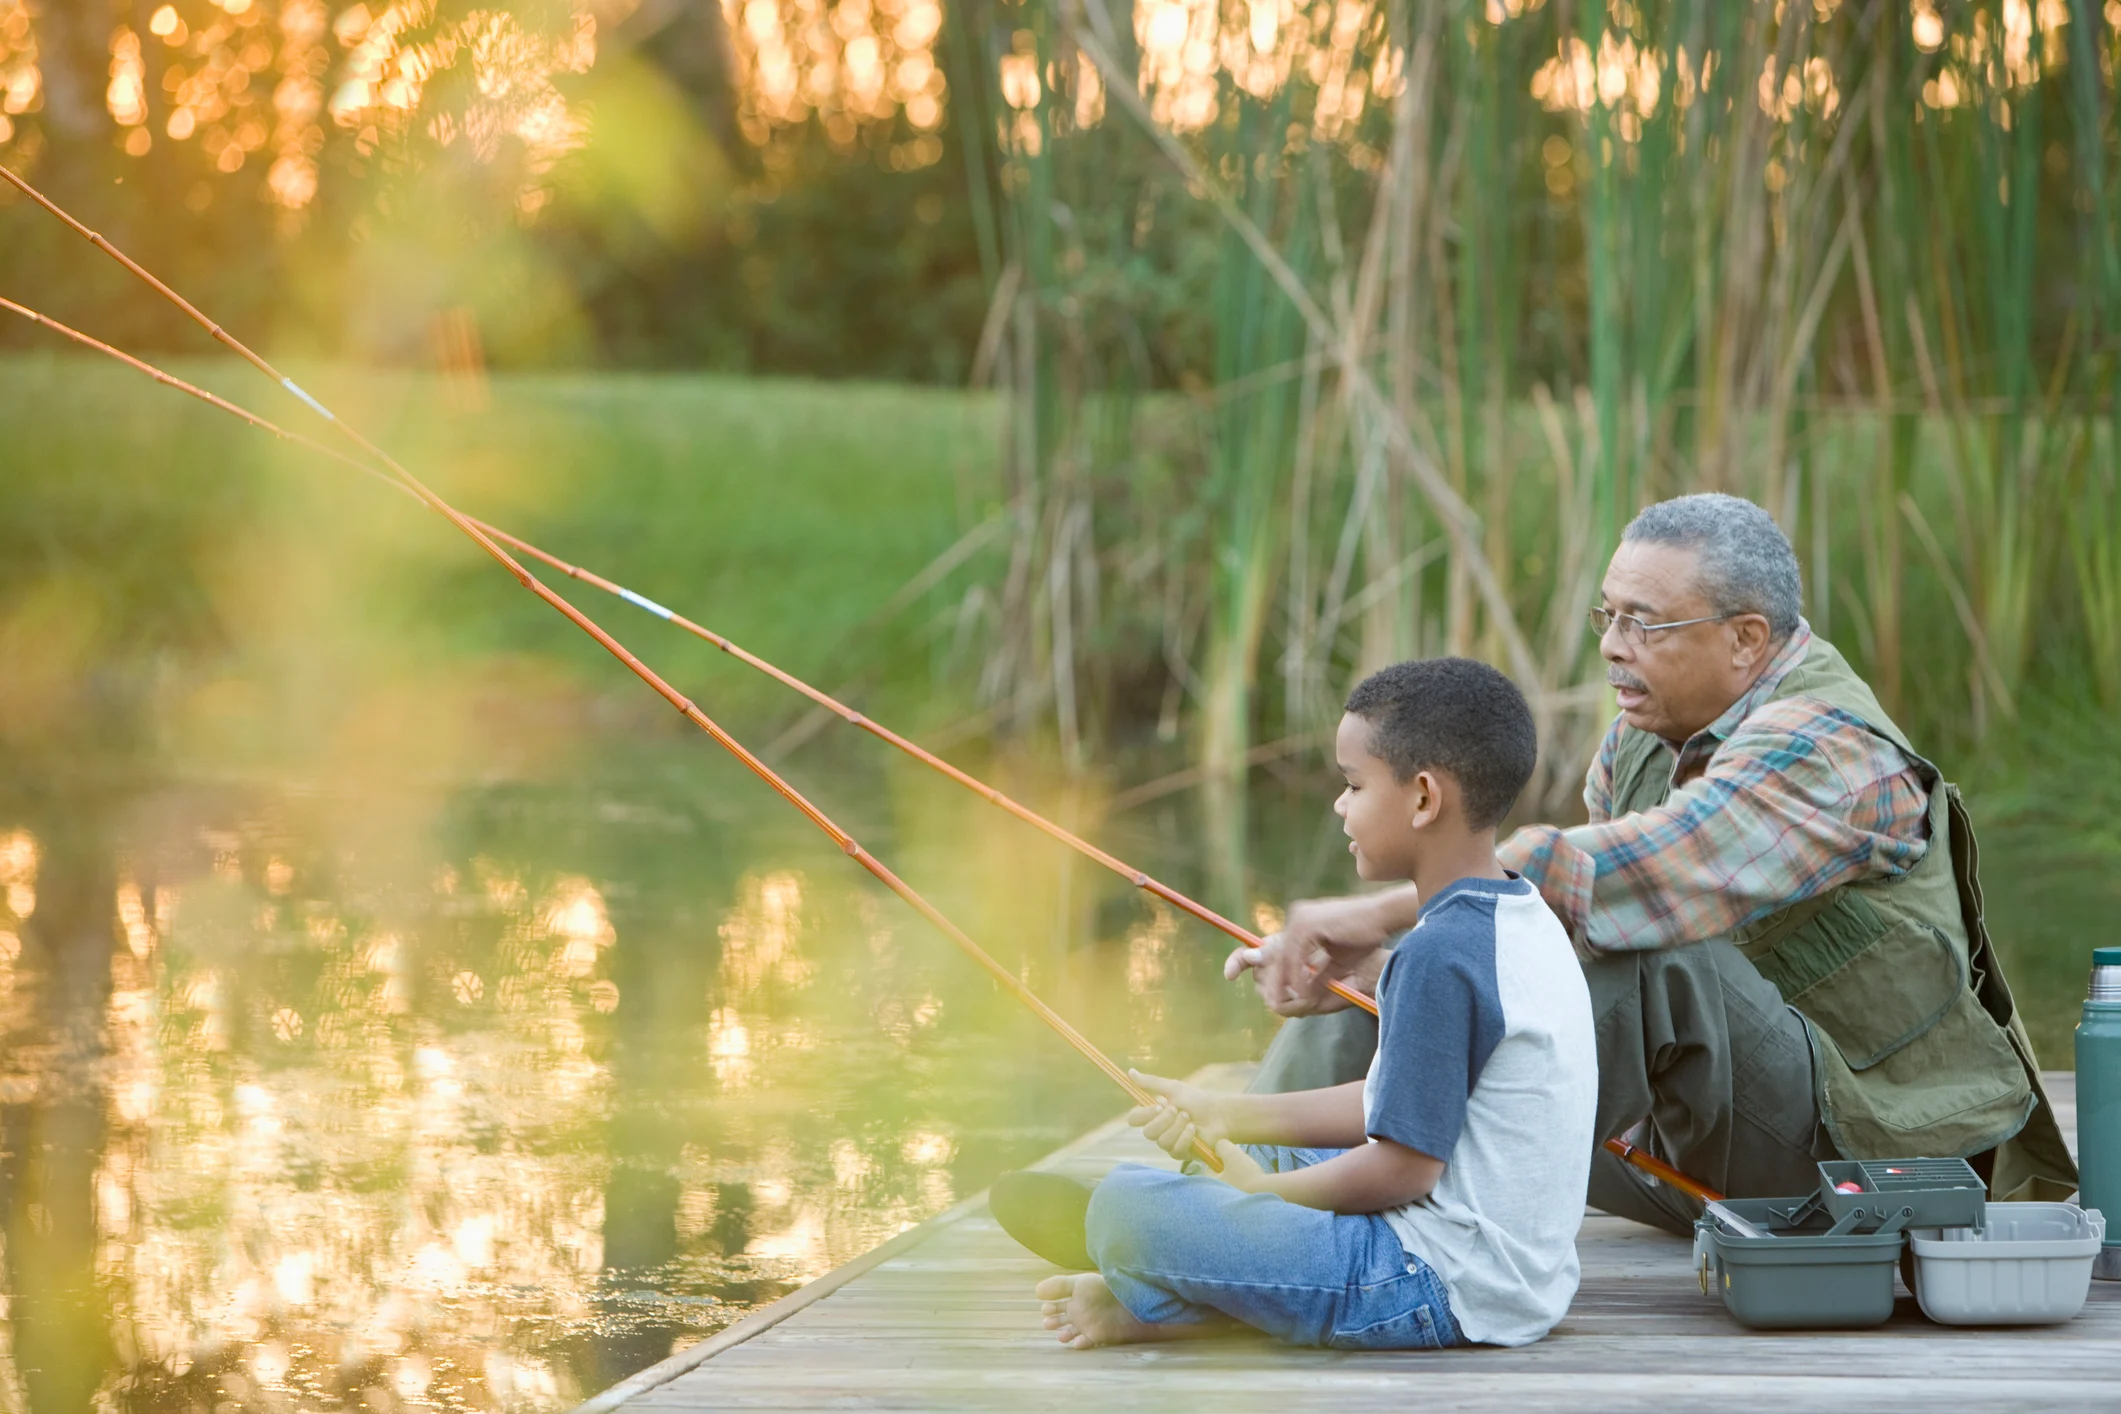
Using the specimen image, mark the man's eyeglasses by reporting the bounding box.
[1586,607,1734,645]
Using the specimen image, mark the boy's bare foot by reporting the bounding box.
[1034,1274,1225,1349]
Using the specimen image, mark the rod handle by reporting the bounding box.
[1603,1136,1724,1204]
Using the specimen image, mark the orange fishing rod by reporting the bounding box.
[0,297,394,484]
[476,538,1382,1020]
[0,224,1220,1176]
[0,163,1379,1022]
[1603,1136,1724,1204]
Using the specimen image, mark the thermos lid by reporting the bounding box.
[2098,947,2121,967]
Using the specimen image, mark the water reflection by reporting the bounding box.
[0,728,1276,1408]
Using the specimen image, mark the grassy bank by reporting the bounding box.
[0,353,1002,750]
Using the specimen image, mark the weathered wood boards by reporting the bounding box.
[583,1070,2116,1413]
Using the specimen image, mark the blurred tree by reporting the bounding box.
[0,0,990,381]
[622,0,754,173]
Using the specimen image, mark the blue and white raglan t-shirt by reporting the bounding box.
[1359,874,1597,1346]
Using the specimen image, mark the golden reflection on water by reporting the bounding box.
[78,822,628,1404]
[0,722,1272,1410]
[0,831,35,922]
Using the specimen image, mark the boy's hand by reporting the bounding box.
[1225,890,1413,1016]
[1208,1140,1268,1193]
[1125,1069,1229,1159]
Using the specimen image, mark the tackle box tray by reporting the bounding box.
[1804,1157,1988,1234]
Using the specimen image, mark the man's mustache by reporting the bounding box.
[1608,668,1649,692]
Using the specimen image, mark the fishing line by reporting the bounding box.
[0,200,1222,1169]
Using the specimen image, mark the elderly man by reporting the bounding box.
[1236,493,2074,1231]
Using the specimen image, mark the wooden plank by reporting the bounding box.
[624,1377,2113,1414]
[582,1069,2116,1413]
[571,1064,1251,1412]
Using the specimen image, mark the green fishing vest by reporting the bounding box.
[1606,637,2077,1201]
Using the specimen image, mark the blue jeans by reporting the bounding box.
[1084,1145,1464,1349]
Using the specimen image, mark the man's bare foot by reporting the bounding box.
[1033,1273,1225,1349]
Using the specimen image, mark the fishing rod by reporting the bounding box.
[0,290,1357,1102]
[0,213,1220,1175]
[1603,1136,1724,1204]
[1603,1137,1767,1239]
[0,165,1380,1022]
[480,537,1383,1021]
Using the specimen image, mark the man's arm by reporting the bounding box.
[1500,698,1931,952]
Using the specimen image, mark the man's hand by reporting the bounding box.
[1223,887,1419,1016]
[1126,1069,1230,1160]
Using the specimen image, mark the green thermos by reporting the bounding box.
[2081,945,2121,1281]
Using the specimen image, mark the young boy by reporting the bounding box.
[997,658,1596,1350]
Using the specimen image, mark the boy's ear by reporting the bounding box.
[1405,769,1444,830]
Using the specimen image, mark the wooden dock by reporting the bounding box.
[578,1068,2117,1412]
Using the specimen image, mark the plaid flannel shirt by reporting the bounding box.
[1498,624,1932,954]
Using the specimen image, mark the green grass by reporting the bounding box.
[1959,701,2121,1060]
[0,353,1003,741]
[358,365,1008,726]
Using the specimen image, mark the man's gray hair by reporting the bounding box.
[1621,493,1803,639]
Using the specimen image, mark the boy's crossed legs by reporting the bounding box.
[1037,1145,1462,1351]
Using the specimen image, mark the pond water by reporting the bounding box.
[0,715,1346,1410]
[0,691,1338,1411]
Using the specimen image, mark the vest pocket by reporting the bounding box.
[1768,915,1963,1070]
[1807,990,2034,1156]
[1767,909,2035,1156]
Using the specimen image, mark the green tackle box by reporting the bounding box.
[1695,1196,1906,1329]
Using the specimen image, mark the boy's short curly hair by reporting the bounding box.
[1343,658,1538,830]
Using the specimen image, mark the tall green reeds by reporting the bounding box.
[950,0,2121,894]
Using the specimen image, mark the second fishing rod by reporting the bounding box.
[0,184,1223,1171]
[0,160,1379,1022]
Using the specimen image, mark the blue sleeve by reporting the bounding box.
[1365,901,1506,1162]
